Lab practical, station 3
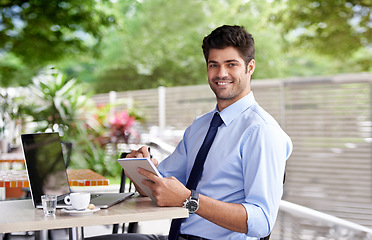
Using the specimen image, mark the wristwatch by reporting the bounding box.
[183,190,199,214]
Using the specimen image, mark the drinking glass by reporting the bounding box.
[41,195,57,216]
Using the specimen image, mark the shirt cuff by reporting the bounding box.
[242,203,270,237]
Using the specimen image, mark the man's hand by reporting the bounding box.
[137,168,191,207]
[126,146,159,167]
[122,146,159,196]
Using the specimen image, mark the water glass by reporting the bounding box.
[41,195,57,216]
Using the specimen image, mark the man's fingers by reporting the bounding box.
[127,146,151,158]
[140,146,151,159]
[139,168,158,191]
[130,149,144,158]
[137,167,158,182]
[142,178,155,187]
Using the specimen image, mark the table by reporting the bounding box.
[0,169,110,200]
[0,197,188,240]
[0,169,110,188]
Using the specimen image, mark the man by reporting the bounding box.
[88,25,292,240]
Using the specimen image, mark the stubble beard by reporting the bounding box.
[210,77,246,101]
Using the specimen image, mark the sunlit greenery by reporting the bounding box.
[1,0,371,177]
[274,0,371,71]
[18,66,134,177]
[0,0,114,86]
[1,0,371,92]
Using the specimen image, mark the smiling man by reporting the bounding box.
[87,25,292,240]
[207,45,255,111]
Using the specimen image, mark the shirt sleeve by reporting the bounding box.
[157,127,190,185]
[241,122,292,237]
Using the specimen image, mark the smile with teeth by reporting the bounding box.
[216,81,231,86]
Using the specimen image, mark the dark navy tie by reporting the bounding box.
[168,112,224,240]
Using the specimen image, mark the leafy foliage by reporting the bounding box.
[22,66,113,174]
[0,0,114,86]
[273,0,372,70]
[23,66,94,137]
[92,0,208,92]
[22,66,141,177]
[69,0,295,92]
[69,0,365,92]
[2,0,371,92]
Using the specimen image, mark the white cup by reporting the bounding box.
[64,193,91,210]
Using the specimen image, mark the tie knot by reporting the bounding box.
[210,112,223,128]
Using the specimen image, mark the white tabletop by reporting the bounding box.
[0,197,188,234]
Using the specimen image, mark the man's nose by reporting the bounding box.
[217,66,229,78]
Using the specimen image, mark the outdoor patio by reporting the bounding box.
[1,72,372,240]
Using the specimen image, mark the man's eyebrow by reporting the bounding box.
[225,59,240,63]
[208,60,218,64]
[208,59,240,64]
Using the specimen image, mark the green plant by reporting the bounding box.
[74,103,142,177]
[24,65,94,137]
[23,66,141,177]
[23,66,112,173]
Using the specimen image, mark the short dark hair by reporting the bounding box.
[202,25,255,67]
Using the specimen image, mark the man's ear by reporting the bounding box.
[247,59,255,75]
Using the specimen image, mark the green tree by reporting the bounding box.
[0,0,115,87]
[273,0,372,71]
[54,0,369,93]
[67,0,297,92]
[92,0,208,92]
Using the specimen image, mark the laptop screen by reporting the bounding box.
[21,132,70,207]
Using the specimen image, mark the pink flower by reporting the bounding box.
[110,111,135,130]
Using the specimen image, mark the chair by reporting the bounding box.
[112,152,138,234]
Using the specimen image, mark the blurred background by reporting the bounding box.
[0,0,371,239]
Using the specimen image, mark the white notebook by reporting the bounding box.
[117,158,163,202]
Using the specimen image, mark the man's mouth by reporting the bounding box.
[215,80,232,86]
[212,77,233,86]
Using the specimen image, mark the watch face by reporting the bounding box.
[187,199,199,213]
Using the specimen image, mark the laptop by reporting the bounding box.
[20,132,133,209]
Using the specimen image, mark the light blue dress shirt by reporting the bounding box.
[157,92,293,240]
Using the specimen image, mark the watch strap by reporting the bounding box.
[191,190,199,200]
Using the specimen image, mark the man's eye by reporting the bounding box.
[228,63,237,67]
[209,64,217,68]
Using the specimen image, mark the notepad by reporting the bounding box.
[117,158,163,202]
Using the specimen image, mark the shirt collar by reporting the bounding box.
[214,91,256,126]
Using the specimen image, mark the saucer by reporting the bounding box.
[61,207,100,216]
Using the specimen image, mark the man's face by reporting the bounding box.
[207,46,255,111]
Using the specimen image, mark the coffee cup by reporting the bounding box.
[64,193,91,210]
